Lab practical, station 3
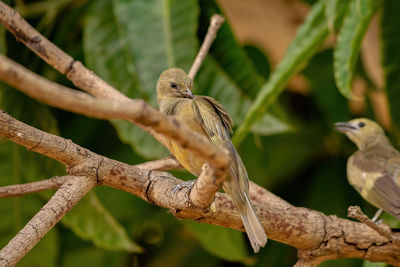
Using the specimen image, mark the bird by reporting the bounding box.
[335,118,400,221]
[156,68,267,252]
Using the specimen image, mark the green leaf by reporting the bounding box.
[62,191,143,253]
[363,261,388,267]
[195,57,292,136]
[381,0,400,135]
[322,0,350,31]
[379,212,400,228]
[233,2,330,146]
[334,0,379,98]
[184,221,250,263]
[83,0,167,159]
[113,0,198,105]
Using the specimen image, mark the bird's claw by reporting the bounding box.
[172,180,196,194]
[371,208,383,223]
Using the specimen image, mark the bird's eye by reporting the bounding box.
[358,122,365,128]
[170,82,178,89]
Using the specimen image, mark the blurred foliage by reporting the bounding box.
[0,0,398,266]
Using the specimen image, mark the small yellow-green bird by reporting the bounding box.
[335,118,400,221]
[157,68,267,252]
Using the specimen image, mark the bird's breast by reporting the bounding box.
[163,99,209,176]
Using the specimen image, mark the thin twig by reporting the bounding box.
[188,14,225,80]
[0,176,96,266]
[0,176,70,198]
[348,205,400,248]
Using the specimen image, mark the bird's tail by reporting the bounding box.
[239,194,267,253]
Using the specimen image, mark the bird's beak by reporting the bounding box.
[334,122,357,132]
[184,87,194,99]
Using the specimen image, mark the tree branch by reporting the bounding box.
[0,176,70,198]
[188,14,225,80]
[189,163,218,208]
[0,1,127,101]
[348,205,400,248]
[1,111,399,265]
[0,176,96,266]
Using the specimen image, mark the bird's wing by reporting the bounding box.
[192,96,249,191]
[351,148,400,219]
[366,172,400,220]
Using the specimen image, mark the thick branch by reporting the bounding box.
[1,112,399,265]
[0,176,96,266]
[0,176,70,198]
[0,110,91,166]
[348,205,400,248]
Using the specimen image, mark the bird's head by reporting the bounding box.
[334,118,387,149]
[156,68,194,102]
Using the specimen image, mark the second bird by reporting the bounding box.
[335,118,400,221]
[156,68,267,252]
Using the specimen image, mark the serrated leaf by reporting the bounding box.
[381,0,400,136]
[233,2,330,146]
[184,221,250,263]
[62,191,143,253]
[334,0,379,98]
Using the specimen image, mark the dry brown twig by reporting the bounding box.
[0,176,70,198]
[348,206,400,248]
[188,14,225,80]
[0,2,399,266]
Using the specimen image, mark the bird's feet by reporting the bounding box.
[171,180,196,195]
[371,208,383,223]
